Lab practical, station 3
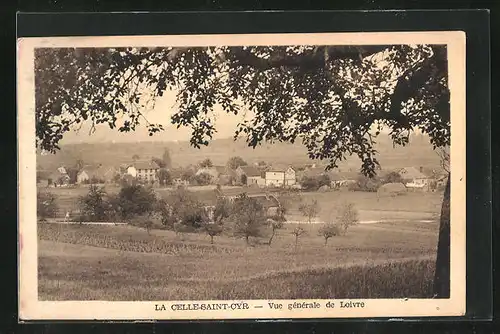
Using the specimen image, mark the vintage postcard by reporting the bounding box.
[18,31,466,320]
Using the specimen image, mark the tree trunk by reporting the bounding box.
[245,235,249,245]
[433,173,450,298]
[210,235,214,244]
[268,228,276,246]
[324,238,328,246]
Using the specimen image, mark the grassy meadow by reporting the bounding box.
[43,184,443,221]
[37,138,444,300]
[38,219,439,300]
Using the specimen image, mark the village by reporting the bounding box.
[37,153,448,222]
[38,156,448,192]
[36,152,447,301]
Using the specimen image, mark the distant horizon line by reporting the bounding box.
[56,132,430,147]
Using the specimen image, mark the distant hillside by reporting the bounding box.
[37,134,442,173]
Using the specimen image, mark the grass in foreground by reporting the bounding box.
[38,221,438,300]
[39,240,435,300]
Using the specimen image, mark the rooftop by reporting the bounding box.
[133,161,160,170]
[239,166,263,177]
[397,167,428,180]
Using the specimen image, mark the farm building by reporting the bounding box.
[201,192,279,221]
[76,170,90,183]
[397,167,432,190]
[329,171,359,188]
[126,161,160,183]
[170,169,190,187]
[196,166,232,184]
[436,174,449,187]
[236,166,265,186]
[57,166,67,174]
[76,164,114,184]
[265,165,296,187]
[48,167,70,187]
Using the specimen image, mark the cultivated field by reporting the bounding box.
[38,220,439,300]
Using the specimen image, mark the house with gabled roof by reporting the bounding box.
[236,166,265,186]
[48,167,70,187]
[328,170,359,188]
[196,165,232,184]
[265,164,296,187]
[126,160,160,184]
[77,164,108,184]
[169,169,190,187]
[397,167,432,189]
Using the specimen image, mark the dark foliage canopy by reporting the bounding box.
[35,45,449,177]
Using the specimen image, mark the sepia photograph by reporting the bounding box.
[18,32,466,320]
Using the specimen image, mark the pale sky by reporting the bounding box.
[61,89,252,144]
[61,88,400,145]
[61,48,411,145]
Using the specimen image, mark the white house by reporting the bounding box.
[77,170,90,183]
[126,161,160,183]
[126,165,137,178]
[57,166,67,174]
[265,171,285,187]
[265,165,296,187]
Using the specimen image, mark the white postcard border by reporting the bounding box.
[17,31,466,320]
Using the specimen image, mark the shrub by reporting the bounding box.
[266,218,284,246]
[199,158,213,168]
[114,184,157,220]
[78,185,112,221]
[231,193,267,245]
[337,202,359,234]
[349,174,381,192]
[382,171,403,184]
[300,176,319,191]
[155,199,175,228]
[128,215,158,235]
[227,156,248,170]
[240,174,248,185]
[291,226,307,249]
[181,168,195,181]
[300,174,331,191]
[318,223,341,245]
[157,168,172,186]
[298,199,320,224]
[317,174,331,188]
[37,191,58,221]
[190,172,212,186]
[161,188,209,231]
[213,197,232,223]
[203,223,224,244]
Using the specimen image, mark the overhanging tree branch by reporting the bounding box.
[229,45,392,70]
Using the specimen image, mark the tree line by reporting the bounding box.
[37,184,359,247]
